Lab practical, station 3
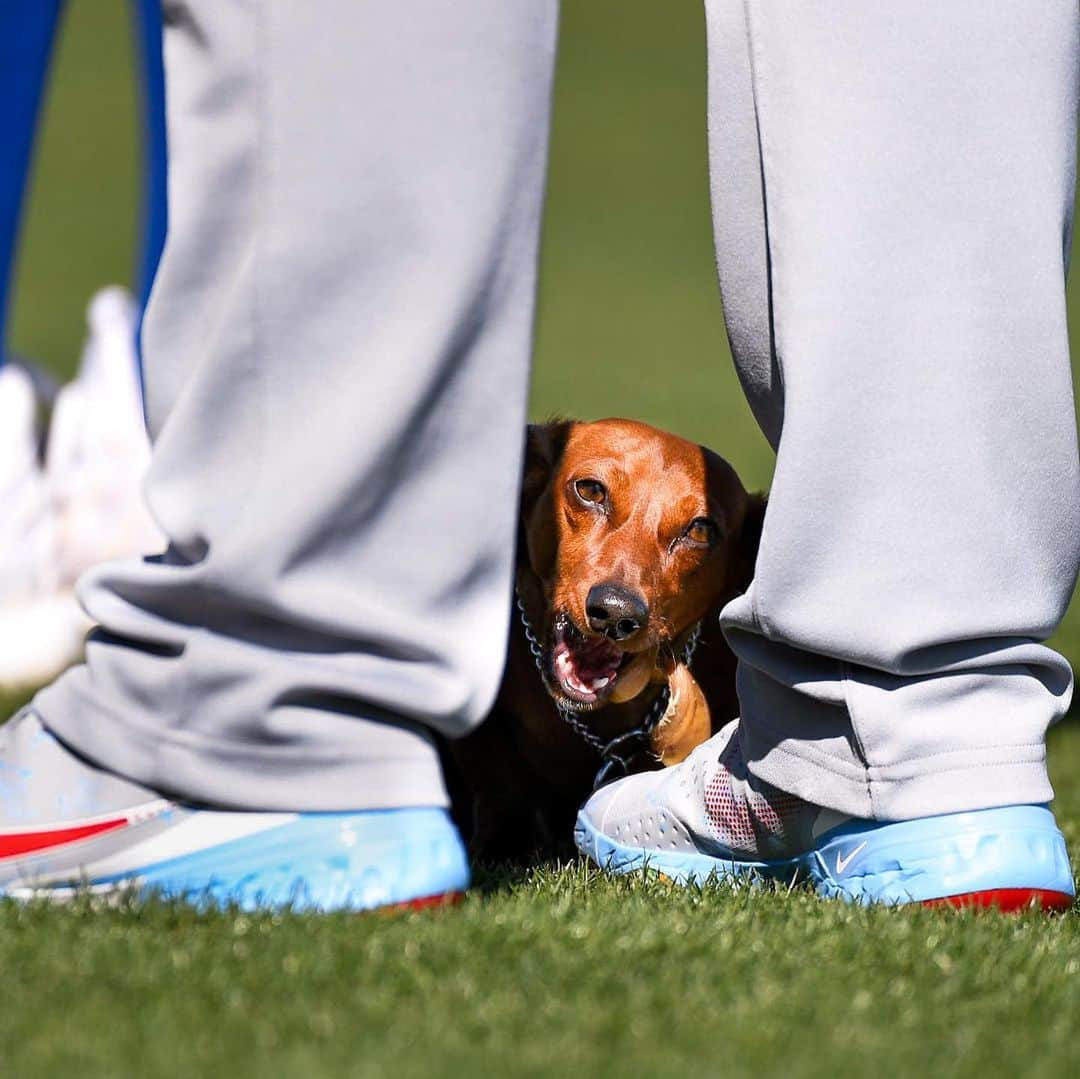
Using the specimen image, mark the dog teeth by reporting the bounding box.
[593,676,610,690]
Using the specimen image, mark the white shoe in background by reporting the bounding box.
[0,363,71,690]
[0,288,163,691]
[0,364,55,606]
[48,287,163,584]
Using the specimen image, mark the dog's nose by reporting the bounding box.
[586,583,649,642]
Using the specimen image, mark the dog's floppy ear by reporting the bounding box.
[519,420,573,576]
[731,491,767,592]
[521,420,573,517]
[740,492,767,560]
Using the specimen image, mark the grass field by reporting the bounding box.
[4,3,1080,1077]
[0,667,1078,1078]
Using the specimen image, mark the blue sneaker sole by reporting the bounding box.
[575,803,1075,910]
[94,807,470,912]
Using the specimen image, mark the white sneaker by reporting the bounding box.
[0,288,163,691]
[0,709,470,912]
[47,287,162,583]
[0,363,68,689]
[575,719,1075,910]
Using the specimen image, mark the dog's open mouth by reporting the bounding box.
[548,619,631,708]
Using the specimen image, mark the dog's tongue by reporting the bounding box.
[572,636,622,679]
[554,633,623,697]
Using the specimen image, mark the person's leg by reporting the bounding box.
[27,0,557,818]
[710,0,1079,819]
[0,0,64,366]
[129,0,167,356]
[37,0,168,602]
[578,0,1078,906]
[0,0,166,362]
[0,0,168,691]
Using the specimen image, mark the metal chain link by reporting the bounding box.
[514,591,702,787]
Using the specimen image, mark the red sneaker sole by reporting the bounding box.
[922,888,1074,913]
[386,890,465,913]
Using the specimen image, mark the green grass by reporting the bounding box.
[4,3,1080,1076]
[0,720,1078,1079]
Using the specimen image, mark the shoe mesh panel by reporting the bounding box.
[697,734,809,857]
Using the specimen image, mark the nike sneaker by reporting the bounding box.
[0,709,469,911]
[575,718,1075,910]
[0,288,163,691]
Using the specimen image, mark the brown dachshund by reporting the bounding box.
[445,418,765,861]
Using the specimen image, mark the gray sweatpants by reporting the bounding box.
[37,1,1080,820]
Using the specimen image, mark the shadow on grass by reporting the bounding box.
[469,860,570,897]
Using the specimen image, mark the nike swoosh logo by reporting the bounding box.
[834,841,867,874]
[0,801,170,861]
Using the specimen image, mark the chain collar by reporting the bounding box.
[514,590,701,789]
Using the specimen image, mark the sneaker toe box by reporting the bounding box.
[579,770,699,854]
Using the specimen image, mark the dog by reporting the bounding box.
[445,418,766,861]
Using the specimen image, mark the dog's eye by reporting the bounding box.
[574,478,607,506]
[684,517,719,546]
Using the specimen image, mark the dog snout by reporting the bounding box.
[585,583,649,642]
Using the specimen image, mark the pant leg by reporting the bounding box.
[130,0,168,343]
[705,0,1080,819]
[0,0,64,364]
[35,0,559,811]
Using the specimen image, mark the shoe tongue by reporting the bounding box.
[0,366,40,468]
[79,288,138,392]
[811,807,854,840]
[72,289,144,439]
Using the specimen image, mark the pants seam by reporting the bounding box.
[840,659,876,816]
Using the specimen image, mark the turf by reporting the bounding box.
[0,720,1078,1079]
[3,3,1080,1077]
